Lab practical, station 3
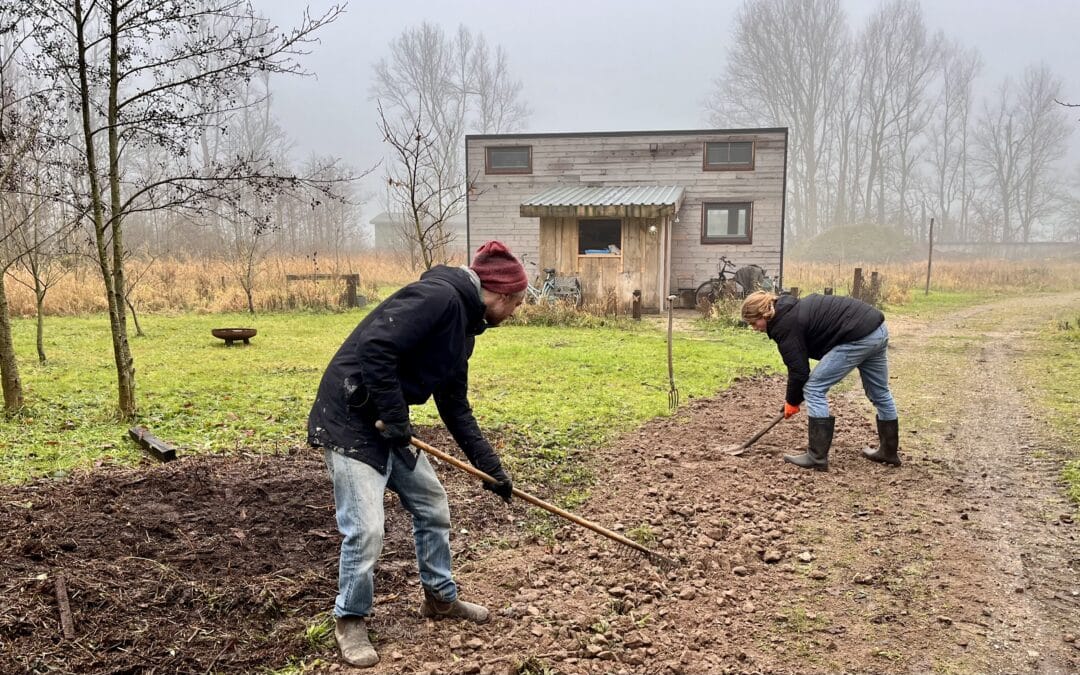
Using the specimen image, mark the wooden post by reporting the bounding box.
[925,217,935,296]
[631,290,642,320]
[852,268,864,301]
[869,271,881,305]
[823,287,833,295]
[345,276,358,308]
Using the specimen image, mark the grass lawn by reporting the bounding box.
[3,310,779,485]
[1023,313,1080,506]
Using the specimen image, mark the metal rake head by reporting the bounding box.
[614,541,681,571]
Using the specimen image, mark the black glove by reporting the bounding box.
[482,466,513,504]
[378,419,414,447]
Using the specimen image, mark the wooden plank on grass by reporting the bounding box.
[128,426,177,462]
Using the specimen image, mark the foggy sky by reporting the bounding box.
[255,0,1080,204]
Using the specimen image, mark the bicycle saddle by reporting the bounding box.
[543,268,556,274]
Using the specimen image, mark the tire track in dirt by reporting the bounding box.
[886,291,1080,674]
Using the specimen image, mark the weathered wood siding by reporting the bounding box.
[466,129,787,308]
[537,216,665,309]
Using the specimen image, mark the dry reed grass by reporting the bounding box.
[4,255,1077,317]
[3,254,431,317]
[785,258,1080,304]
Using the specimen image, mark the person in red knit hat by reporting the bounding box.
[308,241,527,668]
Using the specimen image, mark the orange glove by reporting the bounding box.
[784,402,801,419]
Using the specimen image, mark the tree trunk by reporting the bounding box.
[125,295,145,337]
[0,273,25,413]
[75,0,136,420]
[35,282,46,364]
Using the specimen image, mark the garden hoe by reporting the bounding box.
[377,422,679,570]
[725,408,786,456]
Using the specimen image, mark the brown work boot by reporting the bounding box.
[419,589,490,623]
[334,616,379,667]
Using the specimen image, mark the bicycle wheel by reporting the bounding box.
[695,281,718,309]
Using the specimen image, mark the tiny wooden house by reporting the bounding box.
[465,128,787,312]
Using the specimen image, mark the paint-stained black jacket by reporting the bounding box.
[766,294,885,406]
[307,265,503,476]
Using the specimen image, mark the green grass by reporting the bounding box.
[1023,315,1080,506]
[884,290,987,317]
[3,310,779,484]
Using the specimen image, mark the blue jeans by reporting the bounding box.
[323,448,457,618]
[803,324,898,421]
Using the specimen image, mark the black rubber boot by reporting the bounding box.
[862,418,901,466]
[784,416,834,471]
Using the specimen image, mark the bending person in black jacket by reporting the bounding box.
[308,241,527,668]
[741,291,900,471]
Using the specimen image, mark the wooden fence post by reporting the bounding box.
[852,268,864,301]
[925,217,935,296]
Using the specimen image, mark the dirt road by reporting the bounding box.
[1,293,1077,674]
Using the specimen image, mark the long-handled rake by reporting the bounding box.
[380,424,679,570]
[666,294,679,410]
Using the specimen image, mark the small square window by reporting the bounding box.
[486,146,532,174]
[703,141,754,170]
[578,219,622,255]
[702,202,752,244]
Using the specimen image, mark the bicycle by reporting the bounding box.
[695,256,740,308]
[520,255,583,307]
[696,257,778,309]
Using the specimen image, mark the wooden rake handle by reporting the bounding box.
[377,423,677,568]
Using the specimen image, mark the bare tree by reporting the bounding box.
[973,64,1071,242]
[1013,65,1071,242]
[926,42,980,241]
[372,23,529,260]
[0,6,59,411]
[854,0,942,231]
[377,102,463,270]
[706,0,849,240]
[24,0,345,419]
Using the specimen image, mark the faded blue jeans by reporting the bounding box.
[323,448,457,618]
[803,323,898,421]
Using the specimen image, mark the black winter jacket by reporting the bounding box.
[766,294,885,406]
[307,265,504,475]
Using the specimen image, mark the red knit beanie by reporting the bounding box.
[470,240,528,294]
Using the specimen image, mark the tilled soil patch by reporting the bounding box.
[2,375,1076,674]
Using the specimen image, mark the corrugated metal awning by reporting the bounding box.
[520,185,685,218]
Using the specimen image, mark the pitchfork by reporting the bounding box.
[667,294,679,410]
